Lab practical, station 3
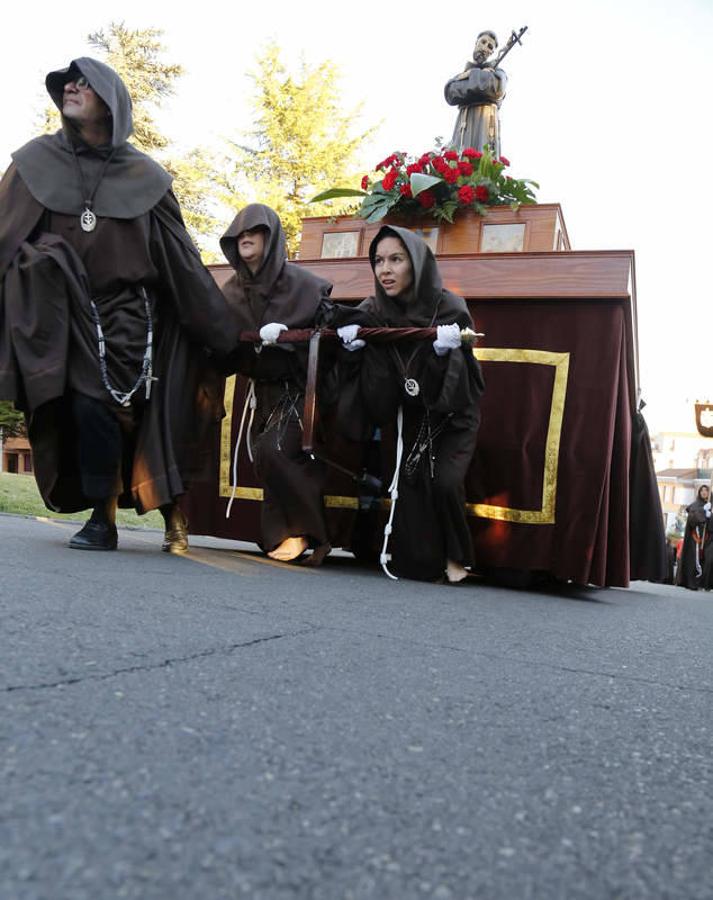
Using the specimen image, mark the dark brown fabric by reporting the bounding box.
[213,204,334,551]
[0,181,238,514]
[629,410,667,581]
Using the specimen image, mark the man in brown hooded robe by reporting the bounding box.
[0,58,238,551]
[335,225,484,583]
[219,204,334,564]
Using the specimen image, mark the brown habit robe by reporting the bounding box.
[219,204,334,552]
[335,225,484,581]
[0,57,238,514]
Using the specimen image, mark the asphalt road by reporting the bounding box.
[1,513,712,900]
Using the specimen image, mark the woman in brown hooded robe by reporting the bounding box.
[336,225,484,583]
[676,485,712,590]
[219,204,334,563]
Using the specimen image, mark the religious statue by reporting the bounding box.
[444,27,527,157]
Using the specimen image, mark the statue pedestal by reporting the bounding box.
[298,204,569,259]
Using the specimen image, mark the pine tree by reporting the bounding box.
[223,43,377,256]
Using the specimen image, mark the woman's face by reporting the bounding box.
[700,485,710,501]
[237,228,266,272]
[373,236,413,298]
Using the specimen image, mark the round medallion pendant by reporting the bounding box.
[404,378,420,397]
[80,208,97,233]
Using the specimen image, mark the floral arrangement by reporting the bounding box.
[313,145,538,224]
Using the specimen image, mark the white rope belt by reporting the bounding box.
[226,378,256,519]
[380,404,404,581]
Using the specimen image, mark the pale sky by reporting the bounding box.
[3,0,712,434]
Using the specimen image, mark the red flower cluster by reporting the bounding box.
[475,184,489,202]
[457,185,476,205]
[376,152,402,171]
[382,167,399,191]
[399,183,413,198]
[462,147,483,160]
[499,156,510,167]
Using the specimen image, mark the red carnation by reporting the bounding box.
[399,183,413,198]
[382,171,398,191]
[461,147,479,158]
[419,153,433,165]
[459,161,474,176]
[406,162,423,175]
[457,185,476,205]
[361,175,369,190]
[444,150,459,161]
[475,184,489,202]
[432,156,448,173]
[416,190,436,209]
[499,156,511,167]
[443,166,458,184]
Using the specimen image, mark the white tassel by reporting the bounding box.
[380,405,404,581]
[226,379,256,519]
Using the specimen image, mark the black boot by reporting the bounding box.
[161,503,189,554]
[69,499,118,551]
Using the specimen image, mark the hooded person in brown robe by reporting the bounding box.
[335,225,484,583]
[219,204,334,564]
[676,485,712,590]
[0,57,238,552]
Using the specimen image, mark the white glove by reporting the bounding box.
[433,323,461,356]
[259,322,288,345]
[337,324,366,352]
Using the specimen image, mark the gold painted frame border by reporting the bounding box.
[467,348,570,524]
[219,348,570,525]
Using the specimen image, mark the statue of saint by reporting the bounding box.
[444,31,507,156]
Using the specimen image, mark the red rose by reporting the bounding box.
[461,147,478,158]
[444,150,459,161]
[459,161,473,176]
[475,184,489,202]
[406,162,423,175]
[499,156,511,167]
[361,175,369,190]
[443,166,458,184]
[416,190,436,209]
[457,185,476,205]
[399,183,413,198]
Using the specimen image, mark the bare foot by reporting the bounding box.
[267,536,308,561]
[301,543,331,567]
[446,559,469,584]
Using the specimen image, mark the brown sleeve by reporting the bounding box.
[0,164,44,279]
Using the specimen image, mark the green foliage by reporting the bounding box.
[222,43,377,256]
[0,402,24,437]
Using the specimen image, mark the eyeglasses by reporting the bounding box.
[66,75,92,92]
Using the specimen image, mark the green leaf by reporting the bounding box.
[409,173,442,197]
[310,187,367,203]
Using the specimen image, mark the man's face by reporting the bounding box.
[62,75,109,128]
[474,33,497,62]
[237,228,266,270]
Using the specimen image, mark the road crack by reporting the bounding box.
[3,626,319,694]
